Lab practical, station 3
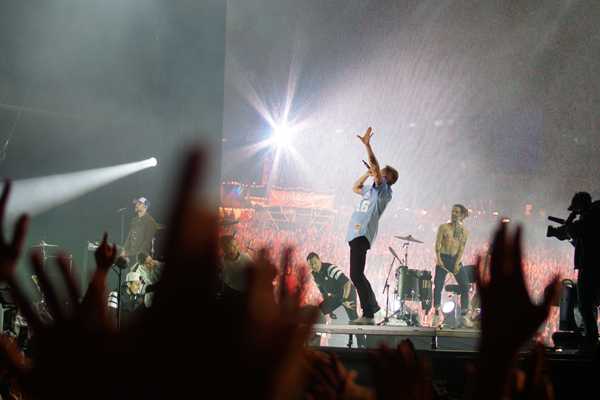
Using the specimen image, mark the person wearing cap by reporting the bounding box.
[121,197,158,262]
[108,271,146,326]
[564,192,600,350]
[130,252,163,307]
[125,271,144,297]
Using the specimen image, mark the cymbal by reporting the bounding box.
[394,235,424,244]
[32,240,59,248]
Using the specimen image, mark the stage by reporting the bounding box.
[313,323,480,350]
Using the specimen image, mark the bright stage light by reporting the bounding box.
[271,124,293,148]
[138,157,158,168]
[6,157,159,221]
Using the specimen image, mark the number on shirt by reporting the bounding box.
[357,200,371,212]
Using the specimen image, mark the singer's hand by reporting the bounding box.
[95,233,117,271]
[357,127,373,146]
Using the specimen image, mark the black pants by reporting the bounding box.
[349,236,379,318]
[577,267,600,342]
[433,254,470,312]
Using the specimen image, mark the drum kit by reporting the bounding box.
[380,234,432,327]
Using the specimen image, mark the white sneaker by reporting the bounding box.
[350,316,375,325]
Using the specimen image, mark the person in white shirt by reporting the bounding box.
[130,252,163,307]
[219,235,252,295]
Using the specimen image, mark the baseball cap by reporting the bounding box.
[133,197,150,208]
[126,271,141,282]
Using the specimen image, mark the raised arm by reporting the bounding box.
[352,171,371,195]
[357,127,382,186]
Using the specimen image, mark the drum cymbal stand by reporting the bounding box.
[401,241,410,267]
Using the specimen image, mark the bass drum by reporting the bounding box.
[395,267,421,300]
[417,270,432,312]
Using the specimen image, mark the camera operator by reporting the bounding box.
[551,192,600,350]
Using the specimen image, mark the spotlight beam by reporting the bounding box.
[5,157,158,221]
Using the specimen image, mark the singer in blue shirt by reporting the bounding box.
[347,127,398,324]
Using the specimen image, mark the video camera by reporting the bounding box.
[546,216,572,241]
[548,192,594,241]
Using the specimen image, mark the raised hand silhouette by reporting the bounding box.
[0,181,29,282]
[473,224,560,400]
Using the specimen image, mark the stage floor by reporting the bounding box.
[313,323,479,338]
[313,323,480,350]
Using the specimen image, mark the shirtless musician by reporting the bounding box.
[431,204,474,328]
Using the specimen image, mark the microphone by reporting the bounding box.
[388,246,401,261]
[117,207,128,213]
[362,160,370,169]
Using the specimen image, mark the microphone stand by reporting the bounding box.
[116,266,123,330]
[378,254,398,326]
[112,257,129,330]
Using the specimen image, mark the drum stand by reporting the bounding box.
[383,289,419,326]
